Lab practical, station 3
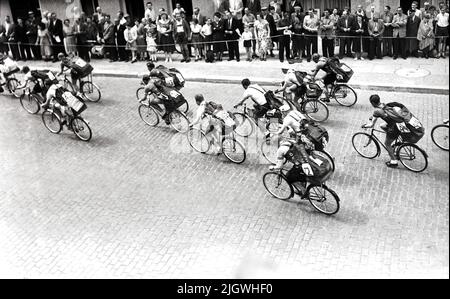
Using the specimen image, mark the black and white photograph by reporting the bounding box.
[0,0,448,281]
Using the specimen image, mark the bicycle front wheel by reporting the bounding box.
[233,113,254,137]
[42,110,62,134]
[397,144,428,173]
[333,84,358,107]
[261,135,283,165]
[262,172,294,201]
[222,137,246,164]
[178,100,189,114]
[81,82,102,102]
[169,111,190,133]
[20,93,40,114]
[313,150,336,172]
[431,124,449,151]
[352,133,379,159]
[7,78,21,98]
[187,128,211,154]
[307,184,340,216]
[71,117,92,142]
[302,100,329,122]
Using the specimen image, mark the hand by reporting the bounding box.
[233,104,240,109]
[362,124,373,129]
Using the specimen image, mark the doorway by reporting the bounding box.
[8,0,41,21]
[125,0,145,21]
[80,0,99,18]
[400,0,421,13]
[172,0,193,19]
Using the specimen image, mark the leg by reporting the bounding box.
[339,37,345,58]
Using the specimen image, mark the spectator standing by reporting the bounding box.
[48,13,65,62]
[136,19,148,61]
[225,10,242,62]
[86,17,99,57]
[417,13,435,58]
[36,23,53,61]
[287,0,303,14]
[3,16,14,57]
[26,12,40,60]
[116,14,128,61]
[392,7,408,59]
[0,20,8,55]
[103,16,118,62]
[262,7,276,57]
[406,10,421,57]
[337,10,353,59]
[145,21,158,62]
[190,18,203,61]
[242,8,257,58]
[229,0,244,19]
[124,22,138,63]
[242,25,253,61]
[63,19,77,56]
[352,14,366,60]
[369,6,377,20]
[277,12,292,62]
[193,8,207,26]
[421,2,432,15]
[320,9,335,58]
[145,2,157,24]
[93,7,106,38]
[382,6,394,57]
[303,9,319,62]
[14,18,28,61]
[368,15,385,60]
[291,15,304,60]
[247,0,262,15]
[157,12,175,63]
[409,1,422,19]
[73,18,89,62]
[291,6,305,58]
[254,13,270,61]
[201,18,213,53]
[330,8,340,54]
[212,12,226,61]
[436,7,449,58]
[172,3,186,17]
[355,5,369,52]
[174,13,191,63]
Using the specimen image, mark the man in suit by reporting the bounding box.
[262,6,276,57]
[48,13,65,62]
[174,13,191,63]
[26,11,40,60]
[103,15,117,62]
[192,7,207,25]
[73,18,90,61]
[12,18,28,61]
[247,0,261,15]
[115,13,128,62]
[406,10,421,57]
[392,7,408,59]
[368,15,385,59]
[287,0,303,14]
[337,10,354,59]
[224,9,241,61]
[320,9,335,58]
[381,5,394,57]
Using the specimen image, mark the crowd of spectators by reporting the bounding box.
[0,1,448,64]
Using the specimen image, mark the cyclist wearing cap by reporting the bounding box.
[234,78,271,121]
[57,53,79,91]
[17,66,54,100]
[310,53,340,100]
[276,69,307,108]
[274,104,307,136]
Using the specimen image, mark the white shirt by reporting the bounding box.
[173,8,185,16]
[437,12,449,27]
[242,84,267,106]
[145,8,156,22]
[242,31,253,40]
[201,24,212,36]
[280,110,306,134]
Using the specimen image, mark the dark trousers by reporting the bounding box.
[368,38,382,59]
[179,43,189,61]
[30,43,41,59]
[339,36,353,58]
[393,36,407,58]
[278,35,291,62]
[305,33,318,59]
[292,35,305,58]
[117,41,128,61]
[9,43,21,60]
[383,34,393,56]
[105,43,117,60]
[77,44,90,62]
[421,46,431,58]
[322,38,334,58]
[226,39,240,60]
[52,42,65,59]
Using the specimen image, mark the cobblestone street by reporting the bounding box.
[0,78,448,278]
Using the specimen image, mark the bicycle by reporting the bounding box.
[431,119,449,151]
[316,79,358,108]
[0,67,21,98]
[59,73,101,103]
[187,125,247,164]
[262,167,340,216]
[280,87,330,123]
[19,86,45,115]
[138,94,190,133]
[42,101,92,142]
[136,81,189,114]
[352,126,428,173]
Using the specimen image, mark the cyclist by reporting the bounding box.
[146,62,185,90]
[56,53,79,91]
[0,54,20,93]
[310,53,342,101]
[234,78,271,123]
[276,69,307,109]
[273,104,307,137]
[17,66,54,100]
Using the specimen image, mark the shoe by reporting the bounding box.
[180,59,186,63]
[131,59,137,63]
[185,59,191,63]
[236,59,240,62]
[361,57,365,61]
[354,57,358,60]
[386,161,399,168]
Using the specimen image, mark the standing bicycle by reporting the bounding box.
[431,119,449,151]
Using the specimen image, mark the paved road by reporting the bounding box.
[0,78,448,278]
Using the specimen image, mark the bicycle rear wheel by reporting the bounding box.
[302,99,329,122]
[333,84,358,107]
[397,144,428,173]
[81,82,102,102]
[352,133,379,159]
[20,93,40,115]
[42,110,62,134]
[178,100,189,114]
[233,113,254,137]
[7,78,21,98]
[307,184,340,215]
[263,172,294,201]
[187,128,211,154]
[261,135,283,165]
[136,87,146,101]
[313,150,336,172]
[431,124,449,151]
[222,137,246,164]
[71,117,92,142]
[169,111,190,133]
[139,104,159,126]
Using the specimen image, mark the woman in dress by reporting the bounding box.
[63,19,77,56]
[254,13,271,61]
[136,18,148,61]
[212,12,226,61]
[145,21,158,62]
[157,12,175,63]
[36,23,53,61]
[417,14,435,59]
[190,18,203,61]
[124,22,138,63]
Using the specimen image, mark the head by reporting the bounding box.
[256,13,263,21]
[57,53,65,61]
[294,6,301,14]
[114,18,119,25]
[244,8,250,16]
[312,53,320,63]
[146,2,153,9]
[412,1,418,10]
[333,8,338,15]
[371,5,375,12]
[51,13,57,21]
[397,7,403,15]
[308,9,315,17]
[357,15,363,22]
[105,15,111,23]
[324,9,330,17]
[357,5,363,12]
[195,94,205,105]
[194,7,200,15]
[192,18,199,25]
[342,10,348,16]
[373,15,379,22]
[21,66,30,74]
[424,2,430,9]
[17,18,24,26]
[262,7,268,15]
[214,12,221,21]
[175,13,182,21]
[161,12,168,20]
[28,11,35,19]
[206,18,212,25]
[96,7,102,14]
[369,94,381,108]
[385,6,391,13]
[244,25,249,32]
[147,62,155,72]
[225,10,232,19]
[86,17,93,25]
[5,16,11,23]
[64,19,70,26]
[176,3,181,9]
[241,78,251,89]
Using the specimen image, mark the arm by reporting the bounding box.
[190,104,206,126]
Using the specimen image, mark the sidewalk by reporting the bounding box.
[23,55,449,95]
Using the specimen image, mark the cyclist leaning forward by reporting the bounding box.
[310,53,341,101]
[234,78,271,127]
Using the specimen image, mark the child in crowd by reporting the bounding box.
[190,18,203,61]
[201,18,213,53]
[146,23,158,62]
[242,26,253,61]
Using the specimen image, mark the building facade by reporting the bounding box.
[0,0,447,22]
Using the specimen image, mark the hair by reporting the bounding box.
[146,2,152,5]
[64,18,70,24]
[192,18,199,25]
[385,5,391,10]
[214,12,222,18]
[370,94,381,106]
[241,78,251,88]
[195,94,204,102]
[21,66,30,73]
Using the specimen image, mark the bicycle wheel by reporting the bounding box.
[71,117,92,142]
[233,113,254,137]
[261,135,283,165]
[352,133,380,159]
[60,79,75,93]
[333,84,358,107]
[136,87,146,101]
[178,100,189,114]
[262,172,294,201]
[169,111,190,133]
[431,124,449,151]
[20,93,40,115]
[7,78,21,98]
[307,184,340,215]
[313,150,336,172]
[302,100,329,122]
[397,144,428,173]
[81,82,102,102]
[222,137,246,164]
[139,104,159,127]
[188,128,211,154]
[42,110,62,134]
